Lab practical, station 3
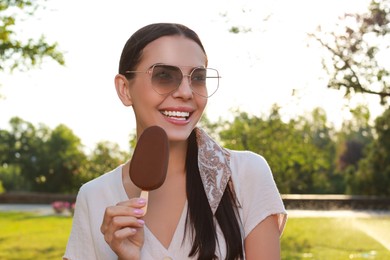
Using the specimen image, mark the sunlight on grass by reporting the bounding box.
[282,217,390,259]
[0,212,72,260]
[1,212,389,259]
[352,218,390,251]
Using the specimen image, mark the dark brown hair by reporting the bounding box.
[119,23,243,259]
[118,23,207,76]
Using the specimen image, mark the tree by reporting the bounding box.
[0,0,64,73]
[309,0,390,195]
[218,106,336,194]
[41,124,86,192]
[310,0,390,104]
[355,107,390,195]
[0,117,133,193]
[79,141,128,183]
[333,105,374,193]
[0,126,23,192]
[0,117,48,191]
[295,108,338,193]
[335,105,373,171]
[0,118,86,193]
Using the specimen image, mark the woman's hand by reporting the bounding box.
[100,198,147,260]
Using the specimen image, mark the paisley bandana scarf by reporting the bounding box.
[195,127,232,214]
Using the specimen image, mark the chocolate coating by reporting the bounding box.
[129,126,169,191]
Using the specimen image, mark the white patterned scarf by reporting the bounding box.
[195,127,232,214]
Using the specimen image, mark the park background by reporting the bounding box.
[1,0,390,259]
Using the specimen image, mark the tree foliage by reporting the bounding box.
[1,118,85,192]
[310,0,390,104]
[1,106,389,196]
[335,105,373,172]
[0,117,129,193]
[0,0,64,73]
[308,0,390,195]
[217,106,337,194]
[355,107,390,195]
[80,141,128,183]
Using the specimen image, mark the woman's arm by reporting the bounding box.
[244,214,281,260]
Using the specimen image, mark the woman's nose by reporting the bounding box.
[172,75,193,99]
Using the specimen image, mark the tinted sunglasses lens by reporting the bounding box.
[151,65,182,94]
[191,68,219,97]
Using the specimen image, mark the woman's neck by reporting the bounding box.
[166,140,188,176]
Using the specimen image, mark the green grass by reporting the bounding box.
[0,212,389,259]
[282,217,390,259]
[0,212,72,260]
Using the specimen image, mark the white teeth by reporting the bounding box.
[162,111,190,118]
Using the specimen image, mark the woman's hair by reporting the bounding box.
[186,130,243,260]
[118,23,208,76]
[120,23,243,259]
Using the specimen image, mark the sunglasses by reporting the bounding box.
[125,63,220,98]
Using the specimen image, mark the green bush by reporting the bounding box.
[0,180,5,194]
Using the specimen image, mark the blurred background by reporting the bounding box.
[0,0,389,259]
[1,0,389,197]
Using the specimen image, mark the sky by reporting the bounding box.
[0,0,382,152]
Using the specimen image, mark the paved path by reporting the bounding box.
[288,209,390,218]
[0,204,54,215]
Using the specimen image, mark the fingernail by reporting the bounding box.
[138,198,147,205]
[137,219,145,225]
[134,209,144,215]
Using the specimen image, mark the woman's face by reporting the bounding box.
[128,35,208,142]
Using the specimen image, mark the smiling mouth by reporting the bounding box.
[161,110,190,121]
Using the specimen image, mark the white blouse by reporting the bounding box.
[64,150,287,259]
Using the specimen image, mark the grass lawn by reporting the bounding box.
[282,217,390,259]
[0,211,389,259]
[0,212,72,260]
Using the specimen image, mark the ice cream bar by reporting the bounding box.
[129,126,169,213]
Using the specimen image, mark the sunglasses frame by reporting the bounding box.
[125,63,220,98]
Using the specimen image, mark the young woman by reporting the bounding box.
[64,23,287,260]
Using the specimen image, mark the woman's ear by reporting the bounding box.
[115,74,133,106]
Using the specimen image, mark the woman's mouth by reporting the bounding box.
[161,110,190,121]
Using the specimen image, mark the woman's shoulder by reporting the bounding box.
[228,149,270,172]
[227,149,275,189]
[227,149,287,237]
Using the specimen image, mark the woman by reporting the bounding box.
[64,23,287,260]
